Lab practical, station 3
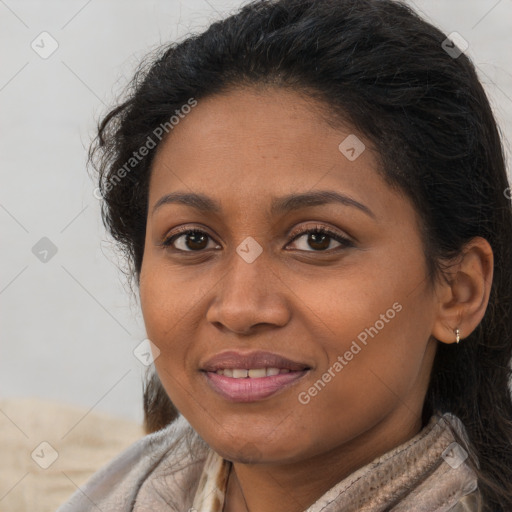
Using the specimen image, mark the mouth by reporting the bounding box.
[200,350,311,402]
[211,367,296,378]
[201,350,310,372]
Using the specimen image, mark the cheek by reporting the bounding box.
[139,260,206,412]
[139,268,168,341]
[139,295,189,418]
[139,257,194,340]
[292,310,428,457]
[291,255,431,424]
[139,263,188,372]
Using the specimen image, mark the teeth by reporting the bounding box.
[215,367,294,378]
[248,368,266,378]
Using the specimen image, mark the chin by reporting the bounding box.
[208,434,306,466]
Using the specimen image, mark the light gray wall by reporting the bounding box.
[1,0,511,424]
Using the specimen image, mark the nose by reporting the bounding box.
[205,246,291,335]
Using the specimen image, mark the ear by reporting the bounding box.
[431,236,494,345]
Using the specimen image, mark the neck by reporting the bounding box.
[223,408,422,512]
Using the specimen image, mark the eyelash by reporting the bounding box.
[160,224,353,253]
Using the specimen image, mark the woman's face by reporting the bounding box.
[139,86,439,465]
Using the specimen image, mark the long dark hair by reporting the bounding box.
[89,0,512,509]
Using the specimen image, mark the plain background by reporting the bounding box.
[1,0,511,426]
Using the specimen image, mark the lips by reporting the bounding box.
[201,350,311,372]
[200,350,311,402]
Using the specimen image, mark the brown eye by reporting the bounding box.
[162,229,219,252]
[287,226,353,252]
[161,225,353,254]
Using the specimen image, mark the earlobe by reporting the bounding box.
[431,236,494,345]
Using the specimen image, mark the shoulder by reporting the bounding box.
[56,414,206,512]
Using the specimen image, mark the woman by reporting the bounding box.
[57,0,512,510]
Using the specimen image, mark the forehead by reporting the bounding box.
[152,86,345,168]
[148,86,397,218]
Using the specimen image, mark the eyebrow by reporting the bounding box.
[152,190,375,219]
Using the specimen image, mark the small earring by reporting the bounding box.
[455,328,460,344]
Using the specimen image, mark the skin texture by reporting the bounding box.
[139,86,493,512]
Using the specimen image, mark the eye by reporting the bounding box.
[287,225,353,252]
[161,227,220,252]
[161,224,353,253]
